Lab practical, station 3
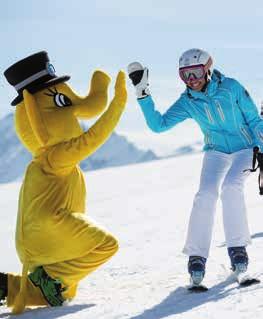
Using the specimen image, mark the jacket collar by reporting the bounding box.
[184,69,225,100]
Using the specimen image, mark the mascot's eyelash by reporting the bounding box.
[44,87,58,97]
[44,87,72,107]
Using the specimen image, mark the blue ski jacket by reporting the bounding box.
[138,70,263,154]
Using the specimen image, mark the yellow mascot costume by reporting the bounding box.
[3,51,127,314]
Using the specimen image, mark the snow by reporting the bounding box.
[1,153,263,318]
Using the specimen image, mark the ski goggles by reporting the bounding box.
[179,64,206,83]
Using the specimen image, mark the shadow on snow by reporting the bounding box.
[0,303,95,319]
[129,276,251,319]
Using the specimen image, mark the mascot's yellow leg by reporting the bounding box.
[7,233,117,307]
[7,273,48,307]
[10,212,118,309]
[44,232,119,300]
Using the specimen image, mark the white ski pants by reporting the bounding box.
[183,149,252,258]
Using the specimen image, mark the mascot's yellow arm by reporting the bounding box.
[46,71,127,172]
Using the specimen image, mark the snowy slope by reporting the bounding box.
[0,153,263,318]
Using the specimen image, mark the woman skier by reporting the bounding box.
[128,48,263,288]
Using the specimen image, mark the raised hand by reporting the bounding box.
[113,70,127,106]
[127,62,150,99]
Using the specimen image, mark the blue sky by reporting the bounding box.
[1,0,263,139]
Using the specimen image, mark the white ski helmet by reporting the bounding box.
[179,48,213,71]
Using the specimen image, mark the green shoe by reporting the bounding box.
[0,272,7,305]
[28,267,65,307]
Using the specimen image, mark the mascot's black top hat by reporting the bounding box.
[4,51,70,106]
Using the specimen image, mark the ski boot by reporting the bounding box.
[227,246,260,286]
[188,256,207,291]
[228,246,248,274]
[0,273,8,305]
[28,266,65,307]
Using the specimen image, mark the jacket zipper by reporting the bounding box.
[240,127,252,145]
[208,100,231,153]
[215,101,225,122]
[258,131,263,142]
[204,105,214,124]
[205,133,212,146]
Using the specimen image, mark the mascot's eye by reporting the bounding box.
[54,93,72,107]
[45,88,72,107]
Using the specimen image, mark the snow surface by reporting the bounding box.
[1,153,263,318]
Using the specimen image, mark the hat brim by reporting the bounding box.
[11,75,71,106]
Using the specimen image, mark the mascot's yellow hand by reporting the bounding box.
[113,71,127,106]
[89,70,111,94]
